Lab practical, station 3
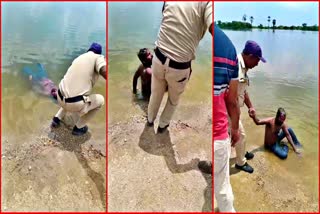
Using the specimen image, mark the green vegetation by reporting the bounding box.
[216,14,318,31]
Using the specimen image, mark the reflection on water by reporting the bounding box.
[2,2,106,142]
[108,2,212,124]
[224,29,318,206]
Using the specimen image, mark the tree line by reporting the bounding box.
[215,14,318,31]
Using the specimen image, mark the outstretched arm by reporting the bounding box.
[250,114,272,126]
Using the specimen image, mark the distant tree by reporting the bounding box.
[243,14,247,22]
[267,16,271,28]
[217,20,222,25]
[272,19,276,29]
[250,16,254,25]
[258,24,263,29]
[302,23,307,28]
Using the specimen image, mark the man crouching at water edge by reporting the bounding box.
[133,48,153,100]
[250,107,302,159]
[51,43,106,136]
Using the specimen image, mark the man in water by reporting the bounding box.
[147,2,212,133]
[51,42,106,136]
[250,107,302,159]
[133,48,153,99]
[23,63,58,100]
[231,40,266,174]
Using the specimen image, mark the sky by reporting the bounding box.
[214,2,318,26]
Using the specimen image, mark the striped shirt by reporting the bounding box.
[214,25,239,140]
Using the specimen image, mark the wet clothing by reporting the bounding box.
[265,127,301,159]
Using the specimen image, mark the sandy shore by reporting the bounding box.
[2,114,106,212]
[108,97,212,212]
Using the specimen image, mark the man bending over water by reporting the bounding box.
[250,107,302,159]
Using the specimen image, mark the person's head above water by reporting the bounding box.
[275,107,286,126]
[88,42,102,55]
[137,48,153,68]
[242,40,266,69]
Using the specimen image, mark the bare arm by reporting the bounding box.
[226,79,240,130]
[244,91,253,109]
[282,124,298,153]
[225,79,240,144]
[251,115,272,126]
[133,65,143,94]
[99,65,106,80]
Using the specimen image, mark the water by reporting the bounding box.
[108,2,212,124]
[2,2,106,142]
[224,29,318,209]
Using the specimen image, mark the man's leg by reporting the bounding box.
[158,66,190,129]
[147,57,167,124]
[271,142,288,159]
[75,94,105,129]
[234,120,253,173]
[288,127,302,147]
[235,120,246,166]
[214,138,236,212]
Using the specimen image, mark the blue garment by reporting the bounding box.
[266,127,301,159]
[22,63,48,83]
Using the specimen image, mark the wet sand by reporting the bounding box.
[108,96,212,212]
[2,114,106,211]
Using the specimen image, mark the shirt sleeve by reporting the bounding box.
[231,51,239,80]
[95,55,106,73]
[204,2,212,30]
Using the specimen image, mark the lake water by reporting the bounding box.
[2,2,106,143]
[223,29,318,211]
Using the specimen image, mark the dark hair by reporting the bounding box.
[276,107,286,118]
[137,48,152,68]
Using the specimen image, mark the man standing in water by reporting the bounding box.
[147,2,212,133]
[199,24,240,212]
[231,40,266,174]
[51,43,106,136]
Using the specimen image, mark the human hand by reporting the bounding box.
[231,128,240,147]
[248,107,256,118]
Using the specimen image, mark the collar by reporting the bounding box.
[237,54,249,84]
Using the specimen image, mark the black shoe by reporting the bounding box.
[51,117,61,128]
[72,125,88,136]
[198,161,212,175]
[235,162,254,173]
[157,124,169,133]
[245,151,254,160]
[147,121,154,127]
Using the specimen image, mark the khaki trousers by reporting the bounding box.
[147,55,191,128]
[55,91,104,128]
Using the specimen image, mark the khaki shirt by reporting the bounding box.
[155,2,212,62]
[237,54,249,107]
[59,51,106,97]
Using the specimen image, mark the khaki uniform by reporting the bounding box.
[148,2,212,128]
[55,51,106,128]
[232,53,249,166]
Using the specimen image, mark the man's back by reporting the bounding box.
[156,2,212,62]
[59,51,105,97]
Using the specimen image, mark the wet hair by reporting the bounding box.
[276,107,286,121]
[137,48,152,68]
